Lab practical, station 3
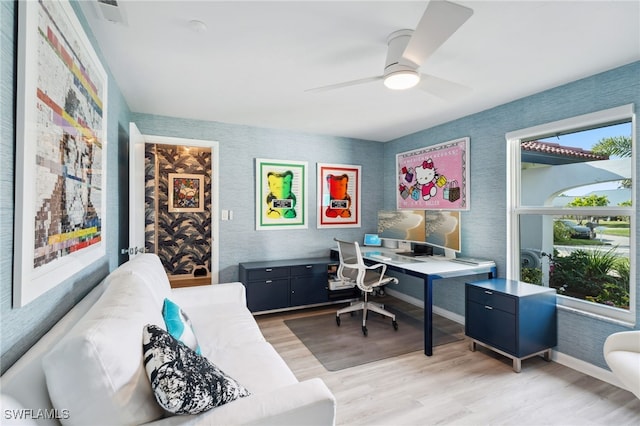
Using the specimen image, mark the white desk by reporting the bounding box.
[359,247,497,356]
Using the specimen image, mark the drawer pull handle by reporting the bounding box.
[305,265,313,269]
[484,305,493,310]
[484,290,493,295]
[266,280,272,284]
[265,268,273,272]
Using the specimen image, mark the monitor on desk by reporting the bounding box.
[363,233,382,247]
[377,210,461,258]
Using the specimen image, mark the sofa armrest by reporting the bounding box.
[169,282,247,308]
[604,330,640,354]
[603,331,640,399]
[143,378,336,426]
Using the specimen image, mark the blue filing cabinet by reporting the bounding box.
[465,278,557,372]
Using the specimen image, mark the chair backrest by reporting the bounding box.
[335,239,364,283]
[334,238,387,292]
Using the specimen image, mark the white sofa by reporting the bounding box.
[603,330,640,400]
[1,254,336,425]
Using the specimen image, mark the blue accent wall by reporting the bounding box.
[130,114,385,283]
[1,0,637,374]
[0,1,131,372]
[384,61,640,368]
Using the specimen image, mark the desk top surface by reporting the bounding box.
[359,247,496,278]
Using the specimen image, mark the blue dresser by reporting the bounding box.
[465,278,557,372]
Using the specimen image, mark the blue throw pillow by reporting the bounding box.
[162,298,201,355]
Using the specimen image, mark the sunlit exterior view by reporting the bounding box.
[516,118,633,319]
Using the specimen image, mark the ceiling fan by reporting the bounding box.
[307,1,473,97]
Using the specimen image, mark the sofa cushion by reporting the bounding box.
[42,272,166,426]
[184,303,267,348]
[206,341,299,394]
[0,393,38,426]
[163,298,201,354]
[107,254,172,306]
[143,324,250,415]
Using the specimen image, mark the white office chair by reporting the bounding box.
[334,238,399,336]
[603,330,640,399]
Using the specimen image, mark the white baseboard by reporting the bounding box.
[385,288,627,392]
[385,288,465,324]
[551,351,625,390]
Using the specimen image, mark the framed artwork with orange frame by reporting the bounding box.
[317,163,361,228]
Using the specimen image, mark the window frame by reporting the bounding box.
[506,104,636,324]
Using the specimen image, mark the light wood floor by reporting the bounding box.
[256,303,640,426]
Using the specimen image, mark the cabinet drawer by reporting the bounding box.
[466,301,517,354]
[291,263,325,276]
[246,266,289,281]
[245,278,289,312]
[466,285,516,314]
[291,275,329,306]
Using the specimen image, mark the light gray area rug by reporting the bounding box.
[284,302,463,371]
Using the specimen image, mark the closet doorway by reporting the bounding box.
[129,123,219,285]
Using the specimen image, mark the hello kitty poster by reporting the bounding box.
[396,137,469,210]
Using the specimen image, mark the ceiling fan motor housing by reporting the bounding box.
[384,29,418,75]
[383,29,420,89]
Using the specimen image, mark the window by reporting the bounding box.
[507,105,635,324]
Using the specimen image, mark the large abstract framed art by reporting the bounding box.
[14,0,108,307]
[396,137,470,210]
[256,159,308,230]
[317,163,361,228]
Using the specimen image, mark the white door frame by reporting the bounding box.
[129,122,220,283]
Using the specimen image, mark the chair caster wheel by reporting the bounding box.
[392,320,398,331]
[362,326,368,336]
[336,316,341,326]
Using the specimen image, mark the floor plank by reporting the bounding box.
[255,300,640,425]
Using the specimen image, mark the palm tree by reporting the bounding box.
[591,136,632,188]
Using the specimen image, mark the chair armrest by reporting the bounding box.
[142,378,336,426]
[364,263,389,286]
[169,282,247,308]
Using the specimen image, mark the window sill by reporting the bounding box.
[556,303,636,328]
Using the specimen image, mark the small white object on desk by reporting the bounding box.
[369,253,392,261]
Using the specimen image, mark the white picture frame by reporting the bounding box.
[255,159,308,230]
[396,137,470,210]
[14,0,108,307]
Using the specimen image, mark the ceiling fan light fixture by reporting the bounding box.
[384,70,420,90]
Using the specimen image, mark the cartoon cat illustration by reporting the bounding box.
[414,159,438,201]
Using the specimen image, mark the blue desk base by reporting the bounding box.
[378,262,497,356]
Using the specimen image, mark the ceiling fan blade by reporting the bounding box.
[402,1,473,67]
[306,76,383,93]
[418,73,471,100]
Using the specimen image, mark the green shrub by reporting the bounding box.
[521,267,542,285]
[553,221,572,242]
[549,247,629,308]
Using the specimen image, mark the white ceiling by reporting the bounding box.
[80,0,640,142]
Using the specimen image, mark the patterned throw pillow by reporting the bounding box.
[162,298,201,354]
[142,324,251,415]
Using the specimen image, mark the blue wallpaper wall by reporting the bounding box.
[1,0,637,374]
[0,1,131,372]
[384,61,640,368]
[131,114,385,283]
